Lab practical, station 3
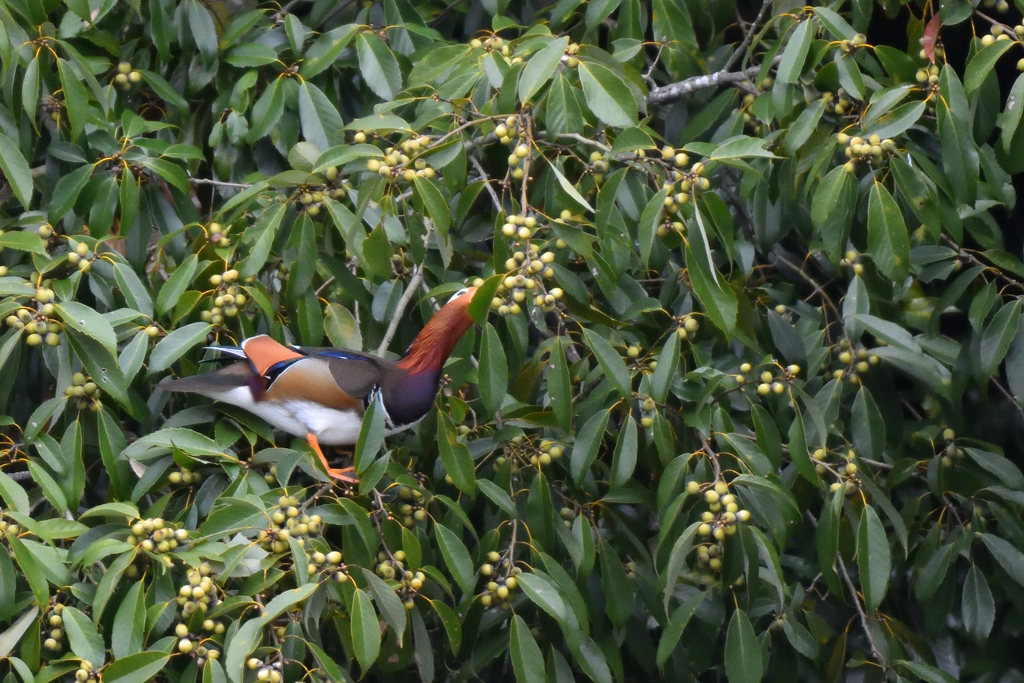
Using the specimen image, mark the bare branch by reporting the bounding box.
[648,57,779,106]
[469,156,503,212]
[189,177,255,189]
[377,265,425,355]
[723,0,772,73]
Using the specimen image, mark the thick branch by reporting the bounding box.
[648,58,779,106]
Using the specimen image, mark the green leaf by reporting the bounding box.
[354,391,386,475]
[0,607,39,660]
[570,409,609,485]
[582,329,632,401]
[102,652,170,683]
[519,36,569,104]
[53,301,118,352]
[998,73,1024,154]
[360,568,408,646]
[477,478,516,516]
[656,590,705,668]
[965,40,1013,95]
[434,523,475,596]
[980,300,1021,376]
[516,572,567,623]
[351,587,382,673]
[979,533,1024,588]
[685,238,737,336]
[869,100,927,140]
[436,411,475,495]
[156,255,200,317]
[224,43,279,67]
[962,564,995,639]
[298,81,345,152]
[857,505,890,613]
[895,661,957,683]
[62,605,105,668]
[479,322,508,416]
[247,78,286,144]
[430,600,462,653]
[549,159,595,213]
[0,132,33,207]
[548,338,573,432]
[412,175,452,239]
[111,580,146,658]
[867,181,910,282]
[58,58,91,139]
[777,17,813,84]
[610,415,638,488]
[578,60,637,127]
[47,164,94,224]
[724,608,763,683]
[0,231,46,254]
[639,188,668,266]
[510,614,547,683]
[356,31,404,100]
[851,387,885,461]
[148,322,213,374]
[301,24,359,78]
[650,332,679,405]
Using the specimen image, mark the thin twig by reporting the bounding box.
[696,431,723,479]
[643,41,667,89]
[557,133,611,152]
[469,156,503,212]
[991,377,1024,423]
[189,178,255,189]
[648,57,780,106]
[723,0,772,73]
[377,265,425,355]
[428,0,464,27]
[836,552,885,663]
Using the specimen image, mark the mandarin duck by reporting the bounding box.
[157,287,478,483]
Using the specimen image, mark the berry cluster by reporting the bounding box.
[374,550,424,608]
[661,153,711,214]
[479,551,521,609]
[126,517,189,554]
[247,657,284,682]
[65,239,95,273]
[494,436,563,473]
[5,284,63,347]
[395,485,428,527]
[63,372,102,412]
[206,221,233,247]
[112,61,143,90]
[828,339,879,385]
[824,87,857,117]
[296,168,351,217]
[256,495,323,553]
[176,564,219,618]
[676,315,699,340]
[0,513,21,538]
[365,138,438,182]
[838,248,866,275]
[938,428,964,468]
[814,448,861,495]
[687,480,752,571]
[732,362,800,396]
[469,34,510,56]
[836,133,898,174]
[309,549,350,583]
[41,603,66,653]
[174,622,221,664]
[167,466,201,486]
[74,660,96,681]
[199,266,246,325]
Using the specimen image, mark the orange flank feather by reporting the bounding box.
[241,335,304,377]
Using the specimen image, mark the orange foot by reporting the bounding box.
[307,433,359,484]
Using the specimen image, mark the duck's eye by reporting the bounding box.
[449,288,469,302]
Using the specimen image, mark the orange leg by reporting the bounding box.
[307,433,359,484]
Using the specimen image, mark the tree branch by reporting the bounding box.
[376,265,425,356]
[647,57,779,106]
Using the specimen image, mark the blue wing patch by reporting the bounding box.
[316,349,376,362]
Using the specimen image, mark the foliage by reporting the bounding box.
[2,0,1024,681]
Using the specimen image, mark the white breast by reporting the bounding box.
[202,388,418,446]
